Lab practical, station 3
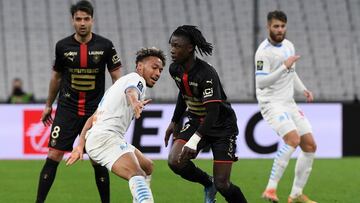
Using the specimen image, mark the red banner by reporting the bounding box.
[23,110,51,154]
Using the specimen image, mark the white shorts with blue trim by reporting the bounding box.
[85,131,135,171]
[259,101,312,137]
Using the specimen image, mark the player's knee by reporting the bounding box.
[284,134,300,147]
[300,134,317,152]
[312,142,317,152]
[143,159,154,175]
[304,142,317,152]
[168,157,187,174]
[167,158,180,173]
[47,149,64,162]
[214,177,230,193]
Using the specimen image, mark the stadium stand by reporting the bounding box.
[0,0,359,102]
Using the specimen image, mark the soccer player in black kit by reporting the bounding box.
[164,25,247,203]
[36,1,121,203]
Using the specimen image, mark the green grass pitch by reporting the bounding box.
[0,158,358,202]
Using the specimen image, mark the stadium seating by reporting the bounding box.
[0,0,359,102]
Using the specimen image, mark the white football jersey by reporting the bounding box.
[87,72,146,139]
[255,38,296,103]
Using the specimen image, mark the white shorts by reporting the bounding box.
[85,131,135,171]
[259,101,312,137]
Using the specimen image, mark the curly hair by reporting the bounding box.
[136,47,166,66]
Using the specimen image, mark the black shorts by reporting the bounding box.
[176,120,238,162]
[48,105,90,151]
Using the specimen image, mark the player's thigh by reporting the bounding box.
[47,148,65,161]
[174,120,198,143]
[85,132,135,172]
[49,107,88,151]
[134,148,153,175]
[111,152,145,180]
[168,121,197,161]
[261,103,297,137]
[169,121,209,164]
[210,134,238,163]
[289,103,313,136]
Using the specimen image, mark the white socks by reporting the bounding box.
[129,175,154,203]
[133,175,152,203]
[145,175,152,187]
[290,151,315,198]
[266,144,296,189]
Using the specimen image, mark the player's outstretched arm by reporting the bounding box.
[126,87,151,119]
[66,145,84,166]
[66,114,94,166]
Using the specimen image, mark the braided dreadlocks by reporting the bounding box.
[170,25,213,56]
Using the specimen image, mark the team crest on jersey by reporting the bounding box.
[92,55,101,63]
[89,51,104,63]
[256,60,264,70]
[137,81,143,92]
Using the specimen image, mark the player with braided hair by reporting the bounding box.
[164,25,247,203]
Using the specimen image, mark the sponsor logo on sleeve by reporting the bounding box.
[203,88,213,98]
[137,81,144,92]
[256,60,264,70]
[112,54,121,64]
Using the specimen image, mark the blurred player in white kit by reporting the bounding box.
[255,10,317,203]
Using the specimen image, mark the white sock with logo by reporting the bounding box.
[266,144,296,189]
[129,175,154,203]
[290,151,315,198]
[133,175,152,203]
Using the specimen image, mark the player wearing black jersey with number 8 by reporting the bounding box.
[35,1,121,203]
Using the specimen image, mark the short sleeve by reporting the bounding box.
[200,69,222,104]
[106,41,122,72]
[124,73,146,98]
[53,42,63,72]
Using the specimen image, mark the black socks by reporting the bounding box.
[219,183,247,203]
[36,158,59,203]
[92,164,110,203]
[177,161,213,187]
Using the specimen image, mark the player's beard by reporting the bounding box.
[270,31,286,44]
[75,25,92,38]
[77,28,90,38]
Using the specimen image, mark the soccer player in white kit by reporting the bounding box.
[66,47,165,203]
[255,11,317,203]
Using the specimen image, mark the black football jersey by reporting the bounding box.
[169,58,238,135]
[53,33,121,116]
